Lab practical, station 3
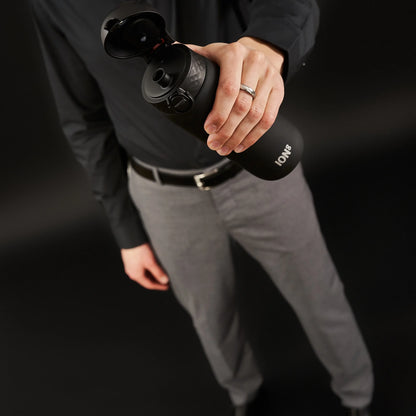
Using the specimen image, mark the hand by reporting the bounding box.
[186,37,285,156]
[120,243,169,291]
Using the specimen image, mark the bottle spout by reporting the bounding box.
[152,68,172,88]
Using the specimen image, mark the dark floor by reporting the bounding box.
[1,137,415,416]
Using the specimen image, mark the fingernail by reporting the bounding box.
[235,145,245,153]
[205,124,218,134]
[217,146,230,156]
[160,276,169,284]
[208,140,220,150]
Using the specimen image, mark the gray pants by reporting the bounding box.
[127,158,373,408]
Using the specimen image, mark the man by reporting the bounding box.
[31,0,374,414]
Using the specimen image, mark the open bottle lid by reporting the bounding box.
[101,1,174,60]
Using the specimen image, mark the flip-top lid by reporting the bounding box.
[101,2,174,60]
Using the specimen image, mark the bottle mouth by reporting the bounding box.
[152,68,172,88]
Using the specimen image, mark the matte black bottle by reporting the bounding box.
[101,2,303,180]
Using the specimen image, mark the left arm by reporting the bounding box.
[186,0,319,156]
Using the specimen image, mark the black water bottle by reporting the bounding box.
[101,2,303,180]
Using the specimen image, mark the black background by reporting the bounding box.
[1,1,415,415]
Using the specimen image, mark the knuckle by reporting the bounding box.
[248,105,263,122]
[272,84,283,97]
[221,80,239,97]
[234,95,252,114]
[230,138,245,150]
[230,41,244,55]
[216,130,231,142]
[260,112,275,129]
[248,50,264,64]
[211,113,227,128]
[223,139,236,150]
[266,65,278,79]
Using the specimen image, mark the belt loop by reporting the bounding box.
[152,167,163,185]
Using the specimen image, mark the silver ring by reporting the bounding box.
[240,83,256,99]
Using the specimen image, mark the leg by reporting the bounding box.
[127,169,263,406]
[211,164,374,409]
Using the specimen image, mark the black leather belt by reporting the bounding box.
[130,158,242,190]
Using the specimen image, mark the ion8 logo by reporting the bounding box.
[274,144,292,166]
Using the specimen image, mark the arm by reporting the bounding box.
[187,0,319,156]
[31,2,169,290]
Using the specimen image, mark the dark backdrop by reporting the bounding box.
[1,1,415,416]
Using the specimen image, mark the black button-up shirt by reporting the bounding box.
[31,0,319,248]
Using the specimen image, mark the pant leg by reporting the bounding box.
[211,165,374,409]
[127,168,263,406]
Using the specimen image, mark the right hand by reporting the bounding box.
[121,243,169,291]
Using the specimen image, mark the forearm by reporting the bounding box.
[32,1,147,248]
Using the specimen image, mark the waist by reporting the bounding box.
[129,157,242,191]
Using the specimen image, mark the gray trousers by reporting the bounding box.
[127,157,373,408]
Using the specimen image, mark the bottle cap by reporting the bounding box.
[101,2,174,60]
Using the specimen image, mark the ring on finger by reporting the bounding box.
[240,83,256,99]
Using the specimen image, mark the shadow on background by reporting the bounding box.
[1,1,415,415]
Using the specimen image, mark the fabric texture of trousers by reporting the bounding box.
[127,158,374,408]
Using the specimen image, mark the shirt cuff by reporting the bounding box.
[110,212,149,249]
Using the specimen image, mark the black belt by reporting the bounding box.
[130,158,242,190]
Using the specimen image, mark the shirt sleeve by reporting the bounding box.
[31,1,148,248]
[239,0,320,81]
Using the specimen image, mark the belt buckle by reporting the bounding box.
[193,168,219,191]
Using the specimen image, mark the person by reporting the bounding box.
[31,0,374,414]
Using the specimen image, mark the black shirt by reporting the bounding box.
[31,0,319,248]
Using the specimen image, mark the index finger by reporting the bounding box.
[204,43,244,135]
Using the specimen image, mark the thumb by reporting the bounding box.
[147,258,169,285]
[184,43,204,54]
[185,43,219,62]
